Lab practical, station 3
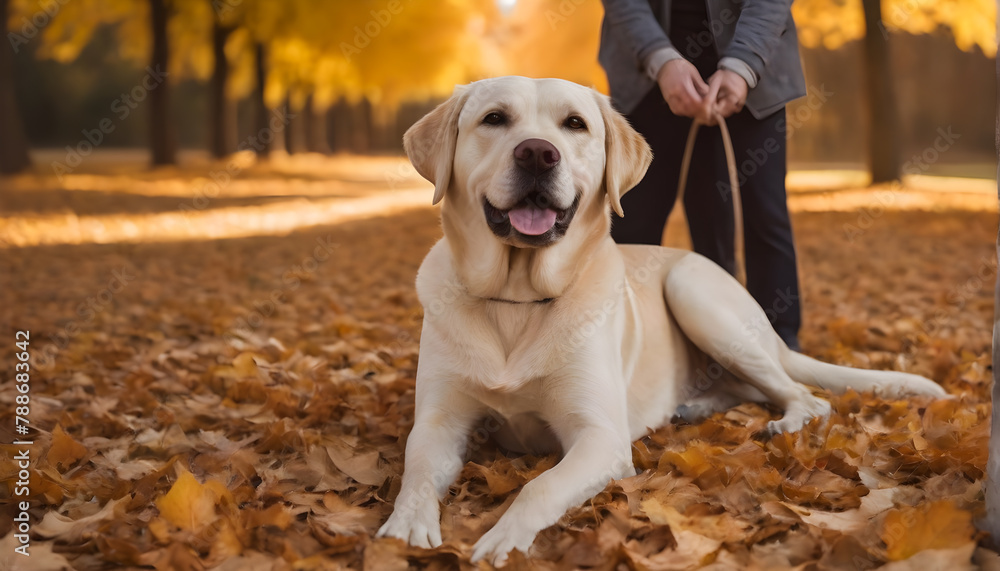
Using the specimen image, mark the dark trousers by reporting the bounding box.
[610,44,802,347]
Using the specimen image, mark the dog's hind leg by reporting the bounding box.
[665,254,831,434]
[674,366,768,423]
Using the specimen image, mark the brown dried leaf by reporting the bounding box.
[326,442,388,486]
[47,425,89,469]
[878,542,976,570]
[640,495,751,543]
[0,535,73,570]
[363,539,410,571]
[35,497,126,541]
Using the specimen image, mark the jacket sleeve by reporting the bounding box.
[722,0,795,79]
[601,0,674,66]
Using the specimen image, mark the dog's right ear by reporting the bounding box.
[403,85,470,205]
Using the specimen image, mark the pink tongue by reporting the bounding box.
[508,206,557,235]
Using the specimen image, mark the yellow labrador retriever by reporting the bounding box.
[376,76,945,564]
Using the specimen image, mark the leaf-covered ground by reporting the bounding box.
[1,155,998,570]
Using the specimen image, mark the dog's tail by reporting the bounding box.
[780,349,947,398]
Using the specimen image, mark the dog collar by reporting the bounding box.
[484,296,555,304]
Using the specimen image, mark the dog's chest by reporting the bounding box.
[486,303,545,355]
[471,383,545,420]
[454,303,556,416]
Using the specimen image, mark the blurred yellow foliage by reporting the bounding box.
[497,0,609,92]
[10,0,995,113]
[794,0,996,56]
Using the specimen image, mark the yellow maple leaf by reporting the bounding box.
[881,500,975,561]
[155,470,231,532]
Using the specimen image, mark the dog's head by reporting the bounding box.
[404,76,652,248]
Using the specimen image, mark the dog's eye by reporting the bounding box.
[482,112,506,126]
[564,116,587,130]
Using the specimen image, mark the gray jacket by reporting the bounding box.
[599,0,806,118]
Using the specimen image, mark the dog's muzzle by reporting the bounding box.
[481,138,580,247]
[483,192,580,247]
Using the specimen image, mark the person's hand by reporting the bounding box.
[700,69,748,125]
[656,58,709,118]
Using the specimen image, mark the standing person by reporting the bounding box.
[599,0,806,350]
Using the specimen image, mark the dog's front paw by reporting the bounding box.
[470,516,538,566]
[376,500,442,549]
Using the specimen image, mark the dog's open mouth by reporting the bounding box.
[483,193,580,246]
[508,204,558,235]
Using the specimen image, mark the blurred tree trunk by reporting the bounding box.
[149,0,177,165]
[983,49,1000,545]
[284,95,304,155]
[304,95,331,155]
[329,98,349,152]
[209,21,236,159]
[861,0,900,183]
[0,0,31,174]
[351,98,372,154]
[253,42,273,158]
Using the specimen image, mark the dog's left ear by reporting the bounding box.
[404,85,471,205]
[596,94,652,217]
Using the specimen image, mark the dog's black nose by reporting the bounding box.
[514,139,560,175]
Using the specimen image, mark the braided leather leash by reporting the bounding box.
[676,114,747,286]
